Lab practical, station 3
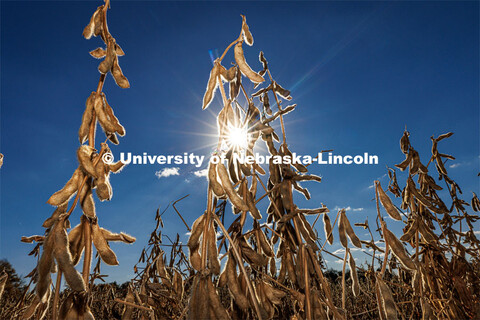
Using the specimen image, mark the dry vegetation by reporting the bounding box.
[0,1,479,320]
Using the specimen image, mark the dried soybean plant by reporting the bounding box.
[119,203,191,319]
[183,15,363,320]
[19,1,135,319]
[370,131,480,320]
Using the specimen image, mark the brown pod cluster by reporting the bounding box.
[91,218,135,266]
[36,216,86,306]
[22,3,134,319]
[48,169,96,218]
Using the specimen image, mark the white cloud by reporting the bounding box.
[155,167,180,179]
[332,248,345,255]
[368,184,375,189]
[193,169,208,178]
[333,206,364,212]
[474,231,480,236]
[449,163,461,169]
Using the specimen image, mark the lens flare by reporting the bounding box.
[227,125,248,150]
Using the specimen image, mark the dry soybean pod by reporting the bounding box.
[68,221,85,266]
[262,281,285,305]
[250,174,258,199]
[36,227,55,302]
[111,55,130,89]
[202,62,220,110]
[338,210,348,248]
[377,181,402,221]
[284,248,297,285]
[348,251,360,297]
[82,6,102,39]
[376,275,398,320]
[206,278,231,320]
[323,213,334,245]
[47,168,83,206]
[53,219,86,292]
[245,189,261,219]
[399,219,418,242]
[103,94,125,136]
[382,222,416,270]
[226,251,249,310]
[234,41,264,83]
[256,228,274,257]
[190,247,202,271]
[217,163,249,211]
[95,162,113,202]
[240,238,267,266]
[173,269,184,300]
[241,15,254,46]
[208,162,226,198]
[91,220,119,265]
[340,209,362,248]
[229,66,241,100]
[295,245,305,289]
[100,228,135,243]
[187,214,205,251]
[94,93,118,134]
[207,221,221,275]
[89,47,106,59]
[77,145,98,178]
[78,178,96,218]
[79,93,96,144]
[98,36,116,74]
[218,264,228,288]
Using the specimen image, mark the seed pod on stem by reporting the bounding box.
[202,62,221,110]
[234,41,264,84]
[217,163,249,211]
[376,181,402,221]
[47,168,84,206]
[91,220,119,265]
[226,251,249,310]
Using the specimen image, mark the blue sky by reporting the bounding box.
[1,1,478,283]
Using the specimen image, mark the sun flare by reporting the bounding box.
[227,125,249,150]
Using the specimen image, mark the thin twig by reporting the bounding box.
[172,194,191,231]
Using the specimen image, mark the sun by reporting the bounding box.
[227,125,249,150]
